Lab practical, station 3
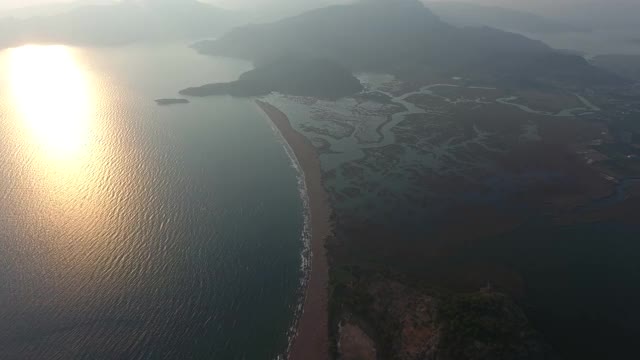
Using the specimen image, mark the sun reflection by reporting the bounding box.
[8,45,93,158]
[4,44,109,229]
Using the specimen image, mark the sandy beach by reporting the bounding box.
[255,100,331,360]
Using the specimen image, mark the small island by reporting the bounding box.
[155,98,190,105]
[180,56,363,99]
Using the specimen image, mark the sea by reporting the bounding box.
[0,42,306,359]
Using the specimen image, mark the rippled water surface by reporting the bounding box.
[0,43,305,359]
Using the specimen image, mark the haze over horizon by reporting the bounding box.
[2,0,639,33]
[2,0,639,13]
[0,0,340,11]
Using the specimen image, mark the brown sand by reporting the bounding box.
[338,322,377,360]
[255,100,331,360]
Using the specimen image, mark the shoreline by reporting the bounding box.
[255,100,331,360]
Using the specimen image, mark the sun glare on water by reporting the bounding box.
[4,44,114,225]
[8,45,94,158]
[2,44,139,289]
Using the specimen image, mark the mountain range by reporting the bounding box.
[424,1,590,34]
[194,0,623,88]
[0,0,238,48]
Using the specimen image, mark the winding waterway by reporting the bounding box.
[268,76,601,172]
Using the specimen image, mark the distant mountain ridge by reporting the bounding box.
[194,0,622,88]
[0,0,114,19]
[0,0,238,48]
[424,1,590,34]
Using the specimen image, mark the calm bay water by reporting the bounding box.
[0,43,305,359]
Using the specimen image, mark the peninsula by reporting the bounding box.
[184,1,640,358]
[180,57,363,99]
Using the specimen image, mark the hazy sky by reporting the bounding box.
[0,0,631,9]
[1,0,639,18]
[433,0,639,13]
[0,0,347,11]
[0,0,57,10]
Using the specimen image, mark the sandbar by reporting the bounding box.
[256,100,331,360]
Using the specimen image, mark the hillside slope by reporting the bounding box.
[194,0,622,87]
